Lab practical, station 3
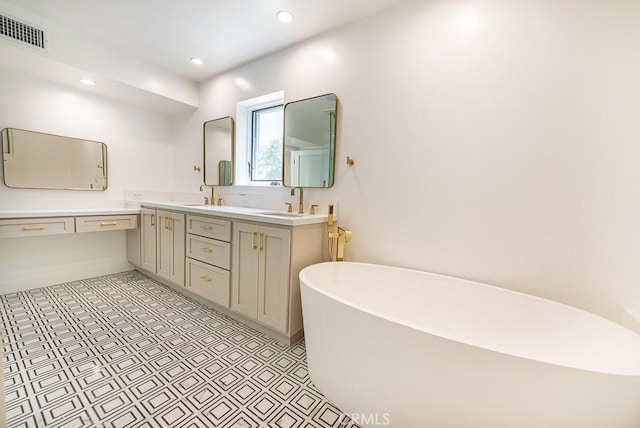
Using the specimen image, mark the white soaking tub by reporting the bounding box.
[299,262,640,428]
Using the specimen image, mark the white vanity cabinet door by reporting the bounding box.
[257,226,291,333]
[232,222,260,319]
[157,210,185,287]
[231,222,291,333]
[140,208,157,273]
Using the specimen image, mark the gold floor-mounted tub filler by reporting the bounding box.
[326,205,351,261]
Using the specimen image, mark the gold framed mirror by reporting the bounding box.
[283,93,337,188]
[1,128,107,191]
[203,117,234,186]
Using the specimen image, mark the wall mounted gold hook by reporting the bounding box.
[346,156,355,166]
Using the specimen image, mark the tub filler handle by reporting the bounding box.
[326,204,352,261]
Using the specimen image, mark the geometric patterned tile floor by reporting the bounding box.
[1,271,360,428]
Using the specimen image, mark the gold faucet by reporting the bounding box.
[200,184,215,205]
[336,226,352,261]
[290,187,304,214]
[326,204,352,261]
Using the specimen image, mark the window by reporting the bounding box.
[250,104,283,182]
[235,90,285,186]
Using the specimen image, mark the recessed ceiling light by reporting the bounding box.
[234,77,251,90]
[277,10,294,23]
[190,57,204,65]
[80,78,96,86]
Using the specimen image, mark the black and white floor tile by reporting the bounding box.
[1,271,359,428]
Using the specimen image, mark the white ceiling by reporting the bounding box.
[1,0,409,83]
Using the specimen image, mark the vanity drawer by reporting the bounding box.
[0,217,75,238]
[187,234,231,269]
[187,215,231,242]
[186,259,230,307]
[75,215,138,233]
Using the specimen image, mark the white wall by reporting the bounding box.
[177,0,640,321]
[0,68,176,207]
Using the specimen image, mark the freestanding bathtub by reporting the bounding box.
[299,262,640,428]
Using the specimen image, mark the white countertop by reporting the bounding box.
[0,202,328,227]
[0,207,140,219]
[143,202,329,227]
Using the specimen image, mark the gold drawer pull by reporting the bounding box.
[200,247,212,253]
[200,275,212,282]
[252,232,258,250]
[23,225,45,231]
[100,221,118,226]
[201,224,213,230]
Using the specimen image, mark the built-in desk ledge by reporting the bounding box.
[0,206,140,219]
[141,201,329,227]
[0,206,140,238]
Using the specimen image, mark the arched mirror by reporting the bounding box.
[204,117,234,186]
[283,93,337,188]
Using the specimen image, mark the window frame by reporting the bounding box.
[235,90,285,186]
[249,103,284,183]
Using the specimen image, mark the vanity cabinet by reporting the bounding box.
[128,202,327,344]
[186,215,231,307]
[137,207,185,287]
[232,222,292,334]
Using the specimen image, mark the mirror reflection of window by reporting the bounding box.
[283,93,337,188]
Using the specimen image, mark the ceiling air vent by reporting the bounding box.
[0,13,47,50]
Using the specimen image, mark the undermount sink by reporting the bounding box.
[257,211,306,218]
[182,204,221,208]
